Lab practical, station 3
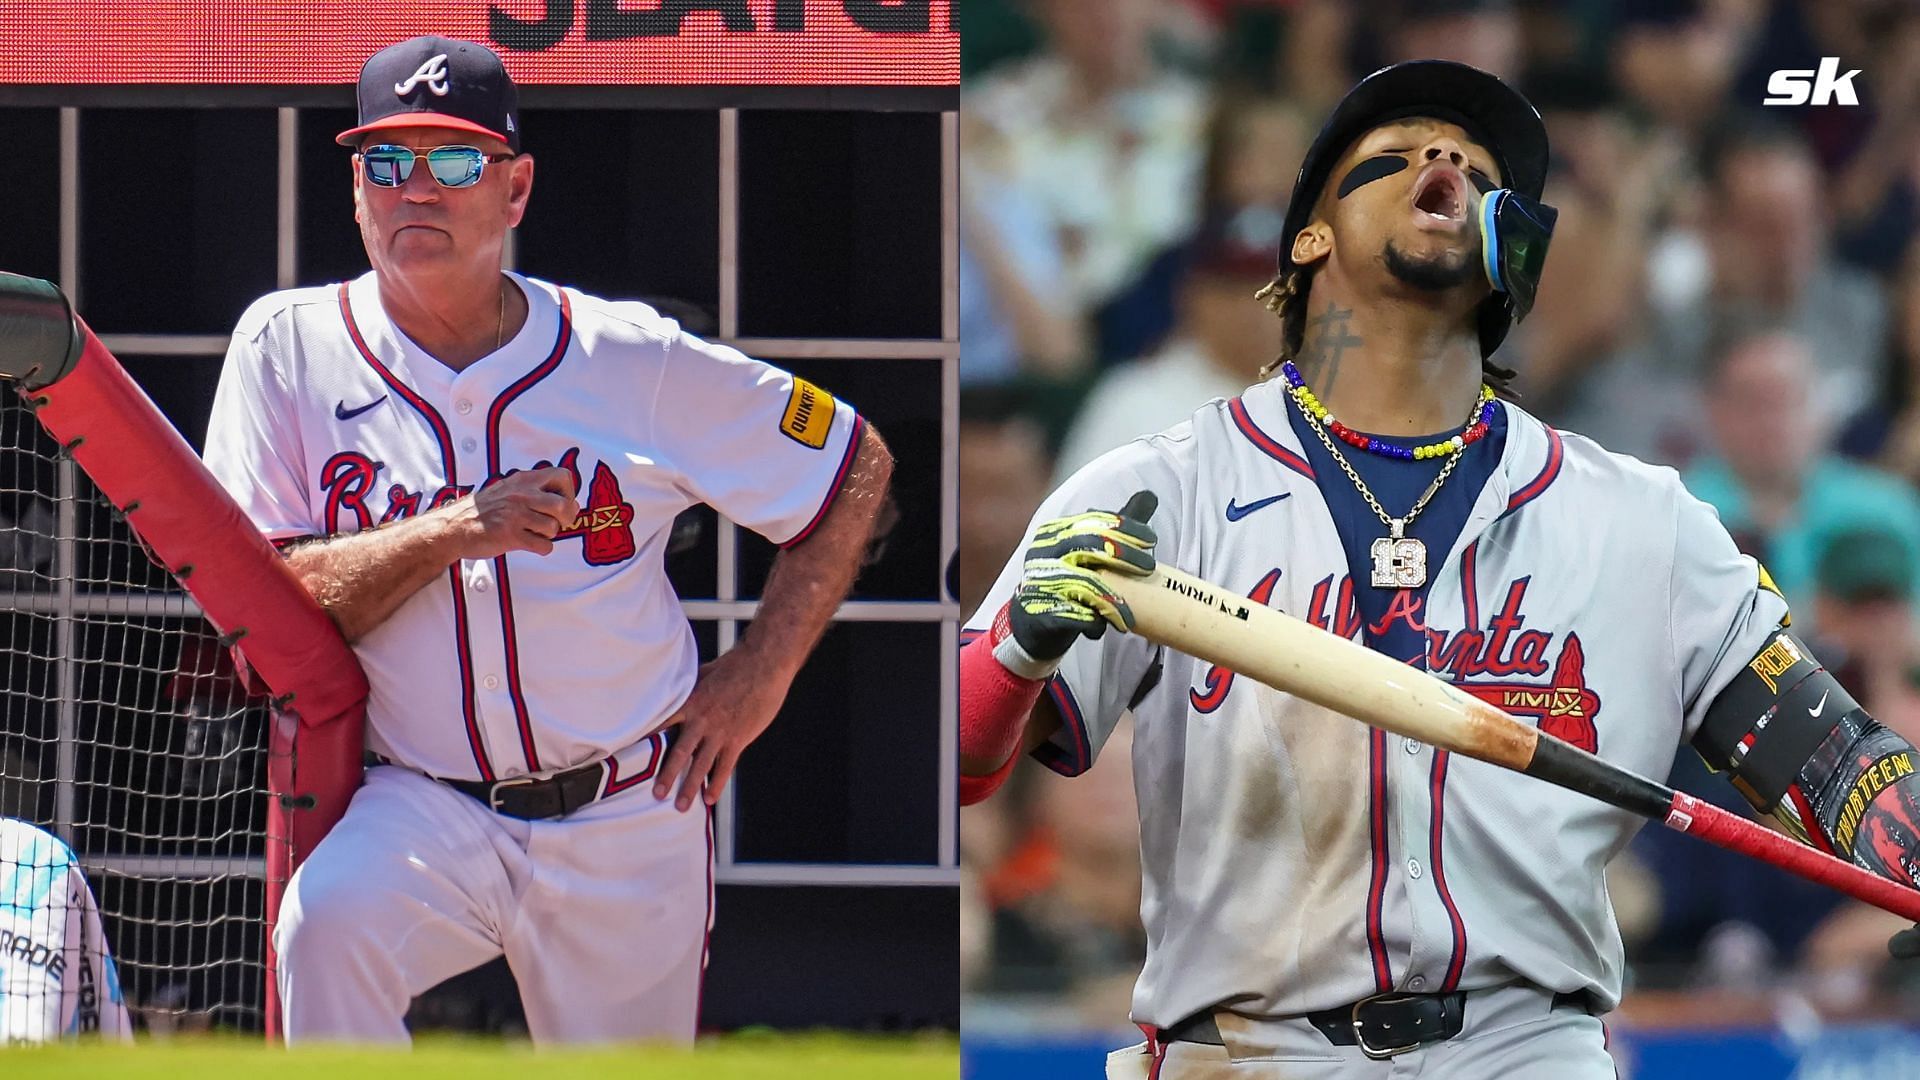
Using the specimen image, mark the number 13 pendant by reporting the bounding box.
[1370,520,1426,588]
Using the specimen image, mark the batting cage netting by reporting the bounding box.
[0,391,274,1035]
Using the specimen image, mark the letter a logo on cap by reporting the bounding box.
[395,55,451,97]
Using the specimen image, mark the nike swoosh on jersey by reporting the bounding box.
[335,395,389,421]
[1810,689,1829,718]
[1225,493,1292,521]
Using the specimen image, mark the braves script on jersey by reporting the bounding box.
[205,271,863,782]
[970,380,1787,1035]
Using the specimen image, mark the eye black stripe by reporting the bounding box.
[1337,155,1410,198]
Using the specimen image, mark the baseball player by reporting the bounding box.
[960,61,1920,1077]
[202,36,892,1043]
[0,818,131,1041]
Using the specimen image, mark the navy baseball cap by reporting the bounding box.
[336,36,520,152]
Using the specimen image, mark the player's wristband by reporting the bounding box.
[989,602,1064,681]
[959,614,1050,803]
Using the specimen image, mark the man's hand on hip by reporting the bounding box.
[652,649,790,813]
[445,466,580,558]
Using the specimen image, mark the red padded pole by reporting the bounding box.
[26,319,368,1039]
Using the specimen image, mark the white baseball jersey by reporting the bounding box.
[205,271,863,782]
[970,380,1787,1032]
[0,819,131,1041]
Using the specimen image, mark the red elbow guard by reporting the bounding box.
[959,612,1049,804]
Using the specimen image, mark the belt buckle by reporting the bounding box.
[486,774,541,815]
[1351,993,1422,1061]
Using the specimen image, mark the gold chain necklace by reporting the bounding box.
[1293,392,1480,589]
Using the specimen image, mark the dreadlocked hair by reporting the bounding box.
[1253,267,1521,398]
[1253,268,1311,382]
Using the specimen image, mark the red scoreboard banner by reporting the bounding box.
[0,0,955,85]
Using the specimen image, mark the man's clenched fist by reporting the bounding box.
[447,466,580,559]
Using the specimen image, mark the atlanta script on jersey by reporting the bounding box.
[205,272,862,783]
[968,382,1785,1036]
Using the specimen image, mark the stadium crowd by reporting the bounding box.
[957,0,1920,1036]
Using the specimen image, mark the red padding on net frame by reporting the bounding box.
[31,322,368,727]
[27,319,369,1040]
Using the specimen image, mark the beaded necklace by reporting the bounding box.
[1279,359,1496,460]
[1279,360,1497,588]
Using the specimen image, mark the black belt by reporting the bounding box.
[367,753,612,821]
[1161,989,1591,1061]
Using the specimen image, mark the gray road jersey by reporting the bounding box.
[968,383,1788,1028]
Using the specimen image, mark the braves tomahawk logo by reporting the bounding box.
[319,446,636,565]
[395,55,451,97]
[1189,571,1602,753]
[1449,631,1600,754]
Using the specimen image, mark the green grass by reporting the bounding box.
[0,1031,960,1078]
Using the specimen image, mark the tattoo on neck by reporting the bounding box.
[1297,303,1363,397]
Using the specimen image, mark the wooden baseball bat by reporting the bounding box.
[1098,563,1920,922]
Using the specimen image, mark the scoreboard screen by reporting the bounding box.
[0,0,956,86]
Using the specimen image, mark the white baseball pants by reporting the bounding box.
[274,763,711,1044]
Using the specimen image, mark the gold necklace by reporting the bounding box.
[1292,392,1480,589]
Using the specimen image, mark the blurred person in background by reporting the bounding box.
[959,385,1061,616]
[1230,0,1520,109]
[1375,0,1522,83]
[1052,212,1283,484]
[1515,72,1688,410]
[1810,529,1920,739]
[1692,117,1889,419]
[1608,0,1754,146]
[966,719,1144,1025]
[1051,96,1308,481]
[1736,0,1920,274]
[961,147,1087,383]
[1564,117,1888,463]
[1684,330,1920,617]
[1842,238,1920,483]
[964,0,1212,368]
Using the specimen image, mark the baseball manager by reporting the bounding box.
[204,36,892,1043]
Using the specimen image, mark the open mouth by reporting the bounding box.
[1411,166,1468,223]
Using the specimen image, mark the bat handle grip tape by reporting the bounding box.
[1665,792,1920,922]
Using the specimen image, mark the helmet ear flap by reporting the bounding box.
[1471,186,1557,359]
[1476,188,1557,321]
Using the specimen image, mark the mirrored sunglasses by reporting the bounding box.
[358,144,516,189]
